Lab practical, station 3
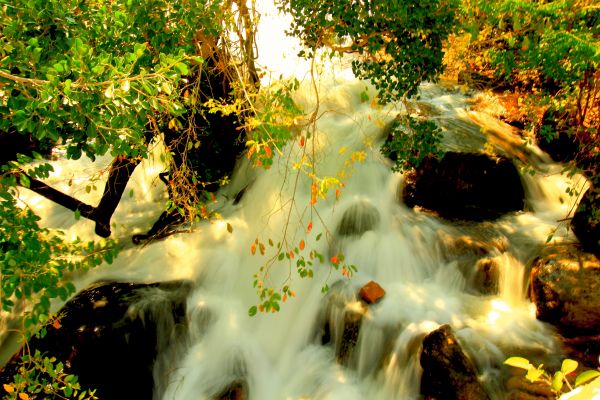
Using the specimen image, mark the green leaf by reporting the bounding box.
[504,357,533,370]
[552,371,564,392]
[575,370,600,386]
[19,174,31,188]
[174,62,189,75]
[561,359,578,375]
[248,306,257,316]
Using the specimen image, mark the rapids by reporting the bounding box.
[6,75,585,400]
[2,3,590,399]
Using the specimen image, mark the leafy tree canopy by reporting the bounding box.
[279,0,459,102]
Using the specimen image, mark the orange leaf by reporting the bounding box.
[251,243,256,255]
[307,222,313,234]
[335,188,340,199]
[259,243,266,255]
[19,393,29,400]
[299,137,305,147]
[299,240,305,251]
[282,294,288,302]
[330,255,339,265]
[3,384,14,393]
[289,250,295,259]
[53,319,61,330]
[264,144,272,158]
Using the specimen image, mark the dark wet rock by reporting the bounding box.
[336,201,380,237]
[505,375,554,400]
[358,281,386,304]
[474,258,501,295]
[215,380,247,400]
[535,108,581,164]
[318,282,367,366]
[561,333,600,371]
[420,324,490,400]
[530,245,600,337]
[571,187,600,257]
[402,152,525,221]
[0,281,192,400]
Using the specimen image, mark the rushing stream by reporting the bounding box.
[9,75,585,400]
[3,4,590,399]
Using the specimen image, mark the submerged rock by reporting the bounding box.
[215,380,247,400]
[0,281,191,400]
[530,245,600,337]
[474,258,501,295]
[420,324,490,400]
[336,201,381,237]
[402,152,525,221]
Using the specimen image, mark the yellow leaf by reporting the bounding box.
[3,384,14,393]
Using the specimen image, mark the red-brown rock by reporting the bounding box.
[359,281,386,304]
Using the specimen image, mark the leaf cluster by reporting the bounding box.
[279,0,459,102]
[505,355,600,398]
[3,350,97,400]
[0,0,221,160]
[381,114,444,172]
[0,180,117,330]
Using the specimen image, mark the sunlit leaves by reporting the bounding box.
[504,354,600,397]
[0,184,117,329]
[0,0,216,160]
[2,350,97,400]
[279,0,459,102]
[242,78,304,169]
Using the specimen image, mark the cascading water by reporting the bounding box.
[3,4,588,399]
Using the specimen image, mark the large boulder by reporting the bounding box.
[402,152,525,221]
[571,187,600,257]
[530,245,600,337]
[420,324,490,400]
[0,281,191,400]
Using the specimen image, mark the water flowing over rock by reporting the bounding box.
[402,152,525,221]
[336,201,381,237]
[0,281,191,400]
[420,324,490,400]
[4,76,581,399]
[530,245,600,337]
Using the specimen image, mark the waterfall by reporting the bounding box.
[4,3,586,399]
[8,76,580,399]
